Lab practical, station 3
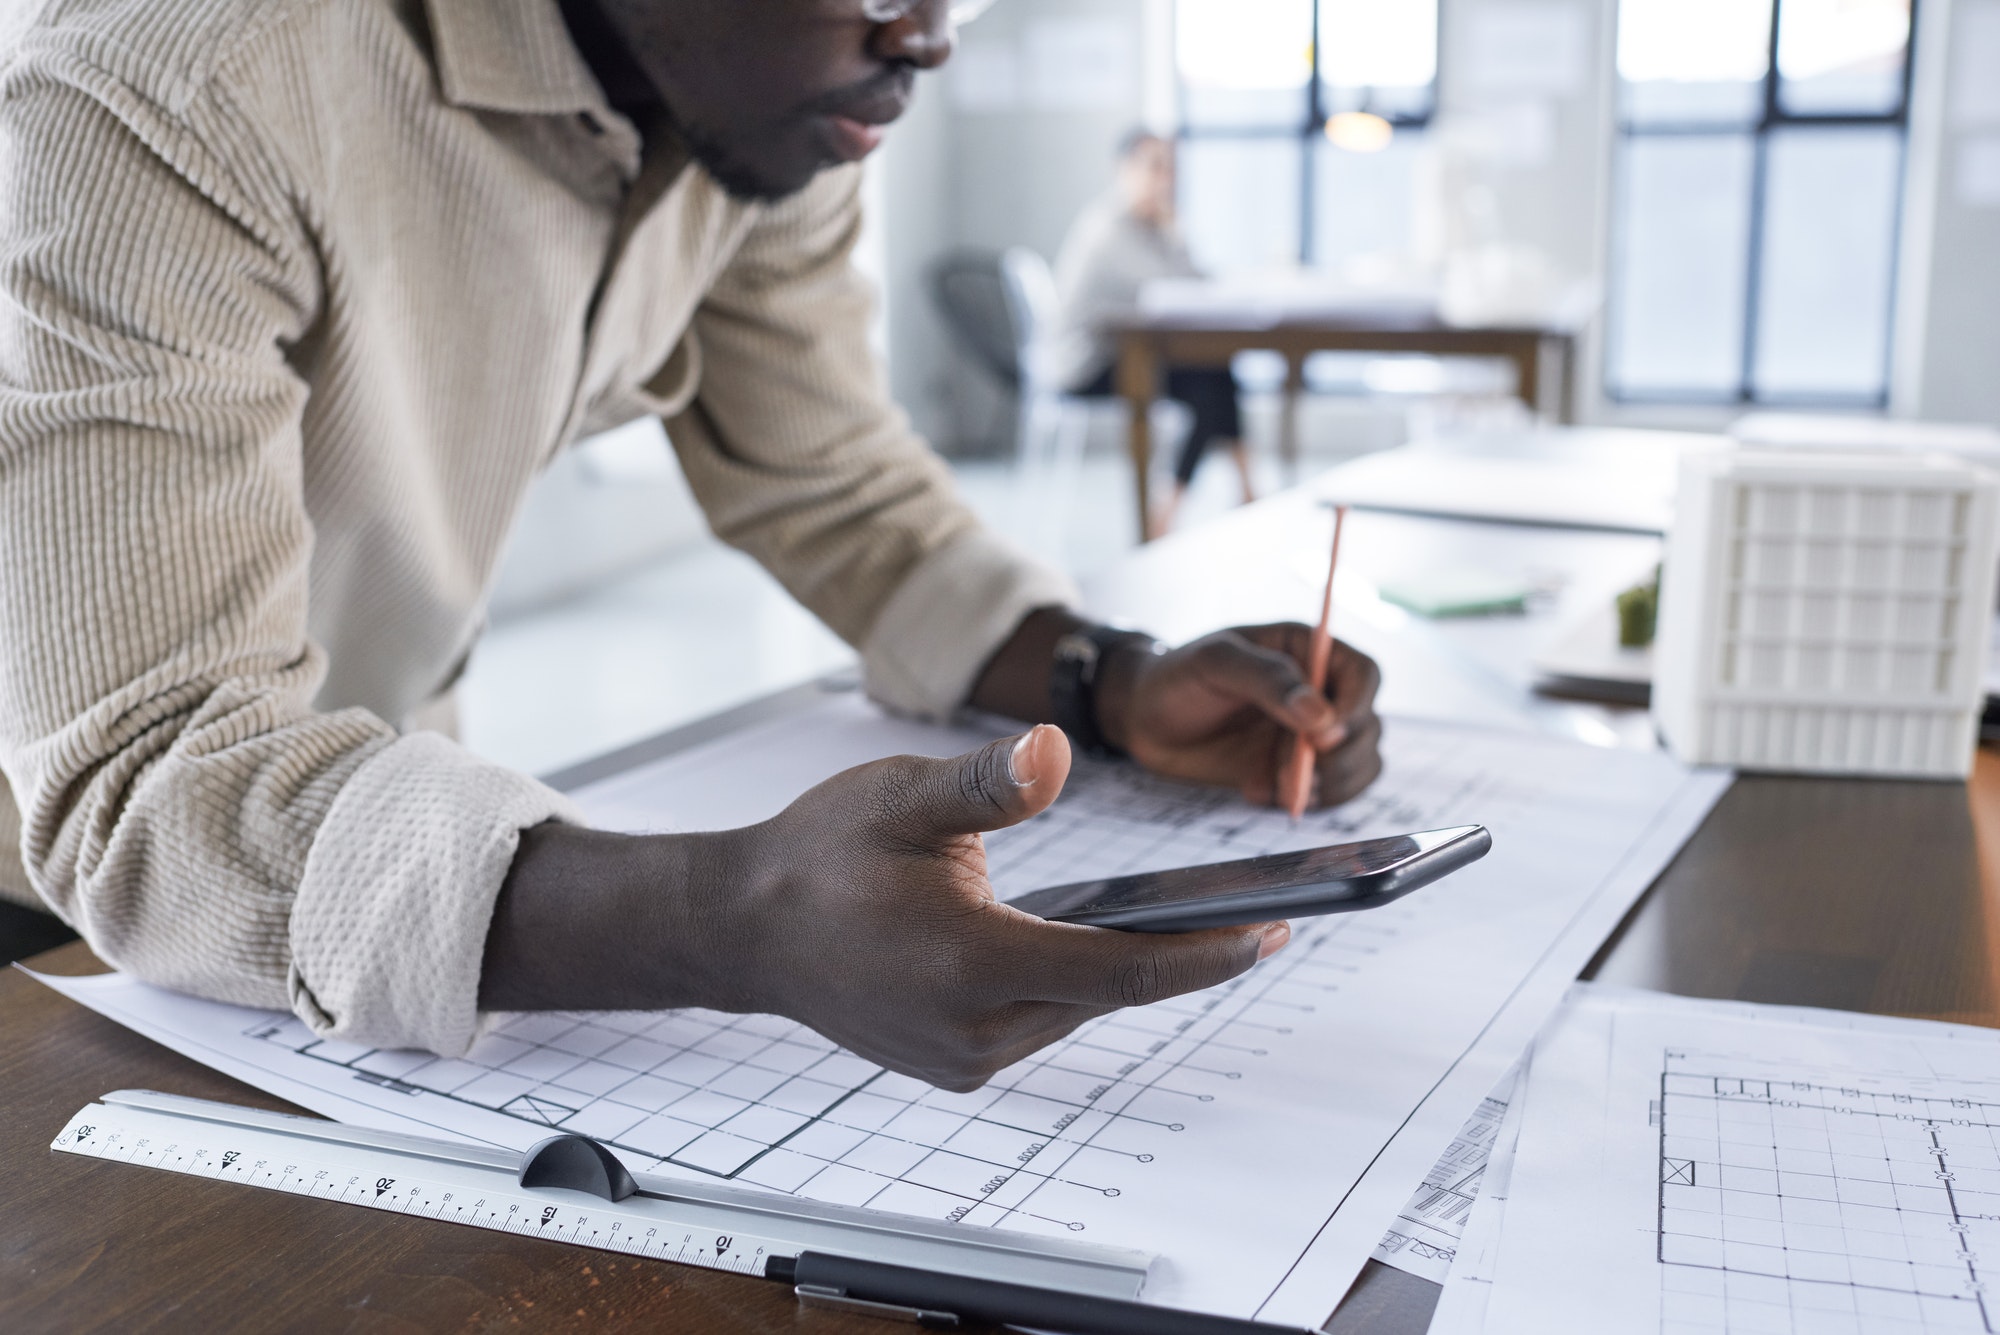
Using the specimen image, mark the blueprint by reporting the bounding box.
[31,698,1729,1324]
[1428,1059,1533,1335]
[1467,988,2000,1335]
[1371,1068,1520,1283]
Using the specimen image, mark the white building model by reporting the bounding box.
[1654,450,2000,778]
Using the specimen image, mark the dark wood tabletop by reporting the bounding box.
[8,748,1995,1333]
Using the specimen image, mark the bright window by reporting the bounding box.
[1175,0,1440,274]
[1606,0,1914,405]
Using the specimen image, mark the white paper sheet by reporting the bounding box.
[1372,1068,1522,1283]
[1436,991,2000,1335]
[1476,988,2000,1335]
[1312,441,1682,536]
[31,699,1729,1324]
[1427,1055,1533,1335]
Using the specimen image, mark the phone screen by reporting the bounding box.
[1008,830,1467,923]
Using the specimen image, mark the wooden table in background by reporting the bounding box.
[8,750,1996,1333]
[1112,316,1579,539]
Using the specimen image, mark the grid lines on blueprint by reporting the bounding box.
[1377,1086,1511,1271]
[1654,1055,2000,1334]
[245,742,1478,1240]
[980,750,1441,896]
[248,910,1406,1236]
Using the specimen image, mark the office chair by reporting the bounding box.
[926,249,1023,400]
[928,248,1185,555]
[995,247,1095,482]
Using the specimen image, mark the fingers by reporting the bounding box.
[998,912,1284,1009]
[876,725,1073,840]
[1315,710,1385,809]
[1237,624,1381,719]
[1202,628,1373,813]
[1326,638,1383,719]
[1303,641,1383,809]
[1187,634,1345,749]
[905,918,1296,1090]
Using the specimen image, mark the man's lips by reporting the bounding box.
[824,114,889,161]
[810,74,912,162]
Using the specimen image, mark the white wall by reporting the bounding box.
[873,74,957,445]
[875,0,1158,452]
[1434,0,1619,418]
[1898,0,2000,425]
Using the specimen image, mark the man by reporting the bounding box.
[0,0,1382,1092]
[1053,130,1250,536]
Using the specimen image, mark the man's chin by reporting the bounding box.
[679,121,832,204]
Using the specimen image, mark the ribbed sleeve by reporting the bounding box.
[0,0,1079,1049]
[290,734,581,1054]
[862,530,1081,720]
[0,70,349,1009]
[0,30,575,1049]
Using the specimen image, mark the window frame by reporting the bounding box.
[1605,0,1921,408]
[1172,0,1440,268]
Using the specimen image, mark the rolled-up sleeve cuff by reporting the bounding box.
[287,733,583,1056]
[861,529,1080,721]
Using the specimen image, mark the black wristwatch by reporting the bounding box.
[1051,625,1158,760]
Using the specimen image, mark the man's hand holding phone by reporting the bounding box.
[483,726,1285,1093]
[707,725,1288,1091]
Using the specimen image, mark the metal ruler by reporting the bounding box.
[53,1090,1152,1299]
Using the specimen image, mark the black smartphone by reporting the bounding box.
[1006,826,1492,933]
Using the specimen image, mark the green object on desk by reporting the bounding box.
[1617,568,1661,648]
[1378,570,1532,618]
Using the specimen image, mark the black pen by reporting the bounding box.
[765,1252,1317,1335]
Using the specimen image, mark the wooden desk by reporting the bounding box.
[8,753,1995,1333]
[1113,316,1579,538]
[5,481,1992,1330]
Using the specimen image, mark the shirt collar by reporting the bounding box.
[425,0,611,117]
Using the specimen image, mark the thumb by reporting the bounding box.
[890,724,1072,839]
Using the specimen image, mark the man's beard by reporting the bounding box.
[673,114,816,204]
[671,68,913,204]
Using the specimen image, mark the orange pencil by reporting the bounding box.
[1286,505,1349,820]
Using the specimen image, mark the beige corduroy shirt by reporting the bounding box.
[0,0,1075,1054]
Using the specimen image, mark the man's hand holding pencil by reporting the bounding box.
[1094,622,1382,814]
[1082,508,1379,817]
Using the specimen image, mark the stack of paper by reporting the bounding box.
[26,695,1729,1324]
[1434,986,2000,1334]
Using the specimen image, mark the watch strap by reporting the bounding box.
[1051,625,1155,760]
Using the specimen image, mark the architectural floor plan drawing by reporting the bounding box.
[29,699,1729,1323]
[1371,1069,1519,1283]
[242,906,1403,1235]
[1478,989,2000,1335]
[1427,1062,1532,1335]
[1653,1059,2000,1333]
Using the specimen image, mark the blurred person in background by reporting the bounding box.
[1053,131,1252,537]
